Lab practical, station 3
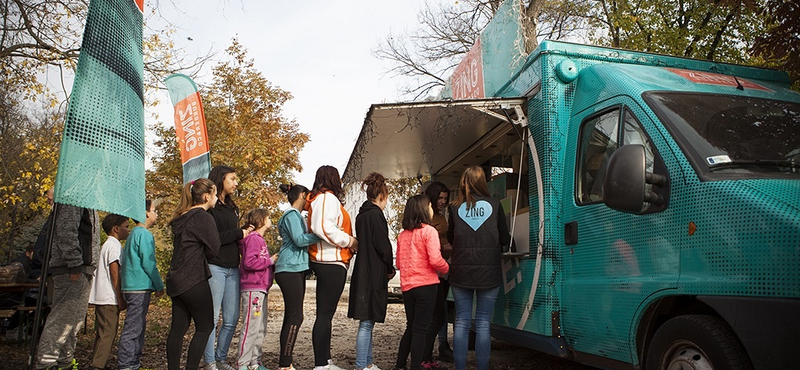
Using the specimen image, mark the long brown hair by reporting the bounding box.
[310,165,344,200]
[208,165,238,212]
[169,178,215,225]
[452,166,490,209]
[362,172,388,202]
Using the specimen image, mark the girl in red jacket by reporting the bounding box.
[395,194,450,370]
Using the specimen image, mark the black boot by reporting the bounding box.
[438,342,454,362]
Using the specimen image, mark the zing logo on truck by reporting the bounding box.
[666,67,772,91]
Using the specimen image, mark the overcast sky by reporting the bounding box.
[148,0,447,188]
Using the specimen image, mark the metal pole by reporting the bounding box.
[28,202,59,370]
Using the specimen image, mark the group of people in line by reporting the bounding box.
[30,163,510,370]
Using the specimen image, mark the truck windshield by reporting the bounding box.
[644,92,800,178]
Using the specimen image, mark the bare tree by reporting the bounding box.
[1,0,213,104]
[374,1,499,99]
[374,0,589,100]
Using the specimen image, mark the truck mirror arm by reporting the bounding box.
[644,172,666,206]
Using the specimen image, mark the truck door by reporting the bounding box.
[561,98,681,364]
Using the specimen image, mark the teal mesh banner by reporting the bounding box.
[54,0,146,222]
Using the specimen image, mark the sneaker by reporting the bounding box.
[57,359,80,370]
[327,359,346,370]
[438,342,453,362]
[421,361,444,370]
[206,362,219,370]
[277,366,296,370]
[218,362,238,370]
[390,366,407,370]
[365,365,383,370]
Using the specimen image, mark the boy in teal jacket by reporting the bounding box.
[118,200,164,370]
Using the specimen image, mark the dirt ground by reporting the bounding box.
[1,280,595,369]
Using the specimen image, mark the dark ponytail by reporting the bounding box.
[280,183,310,205]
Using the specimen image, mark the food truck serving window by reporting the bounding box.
[343,97,532,254]
[343,98,528,184]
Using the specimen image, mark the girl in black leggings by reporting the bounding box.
[167,282,214,370]
[275,183,321,370]
[304,166,358,370]
[165,178,222,370]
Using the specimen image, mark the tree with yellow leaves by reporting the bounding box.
[147,38,309,244]
[0,84,61,260]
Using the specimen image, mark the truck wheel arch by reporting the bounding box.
[644,315,753,370]
[635,295,718,365]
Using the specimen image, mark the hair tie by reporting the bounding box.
[191,180,195,185]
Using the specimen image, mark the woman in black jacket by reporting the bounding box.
[447,166,511,370]
[205,166,253,370]
[348,172,395,370]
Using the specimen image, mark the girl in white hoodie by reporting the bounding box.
[304,165,358,370]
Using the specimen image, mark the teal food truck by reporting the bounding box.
[342,1,799,369]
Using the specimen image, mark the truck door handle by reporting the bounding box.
[565,221,578,245]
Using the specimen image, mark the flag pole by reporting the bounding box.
[28,203,59,370]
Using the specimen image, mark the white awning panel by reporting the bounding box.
[343,98,527,183]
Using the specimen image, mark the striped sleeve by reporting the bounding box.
[309,193,352,249]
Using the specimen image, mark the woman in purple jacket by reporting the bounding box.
[236,208,278,370]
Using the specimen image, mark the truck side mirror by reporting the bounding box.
[603,144,647,213]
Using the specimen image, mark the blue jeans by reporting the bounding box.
[451,285,499,370]
[204,264,240,363]
[118,292,152,369]
[355,320,375,369]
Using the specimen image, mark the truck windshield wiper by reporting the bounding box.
[708,160,800,171]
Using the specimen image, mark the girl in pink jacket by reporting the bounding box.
[395,194,449,370]
[237,209,278,370]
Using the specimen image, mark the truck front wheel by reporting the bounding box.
[645,315,752,370]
